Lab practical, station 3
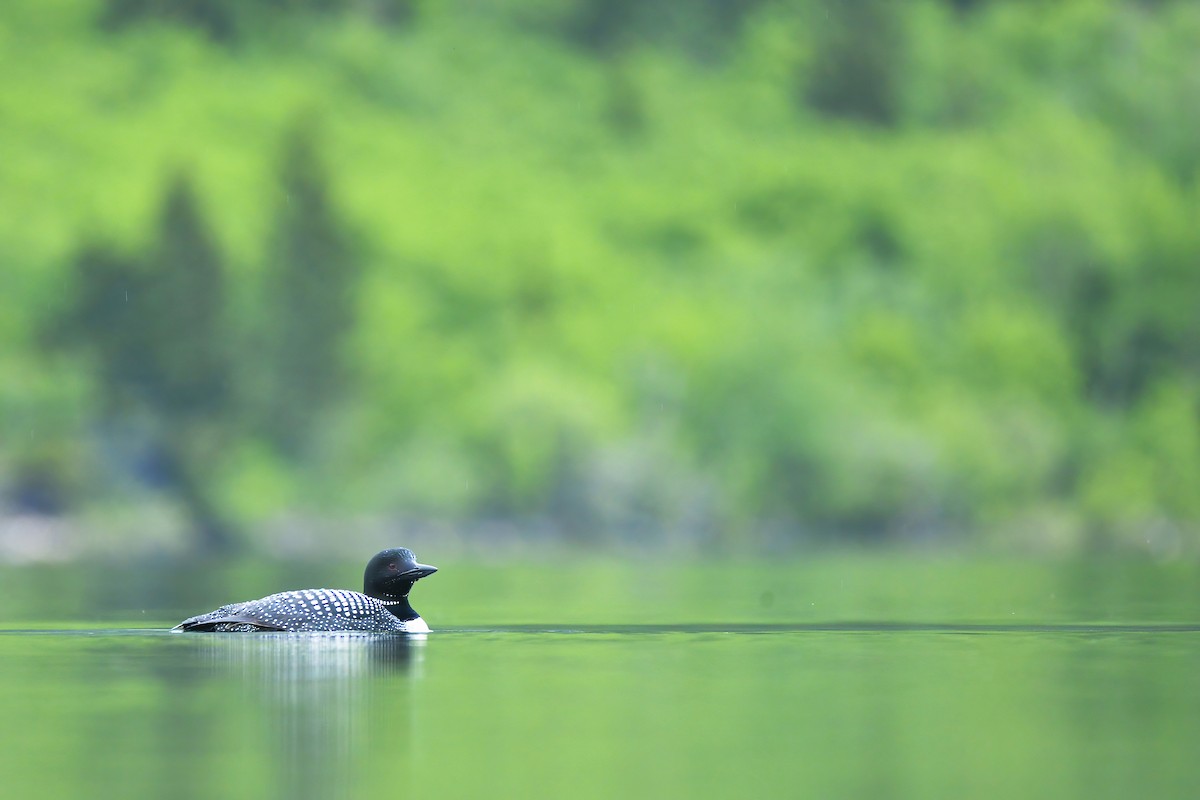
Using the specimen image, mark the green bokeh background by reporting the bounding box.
[1,0,1198,557]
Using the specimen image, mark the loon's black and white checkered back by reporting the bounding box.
[175,589,416,633]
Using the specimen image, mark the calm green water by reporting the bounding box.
[2,557,1199,799]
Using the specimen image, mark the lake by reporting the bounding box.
[1,555,1198,798]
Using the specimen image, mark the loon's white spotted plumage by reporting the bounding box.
[173,548,437,633]
[187,589,422,633]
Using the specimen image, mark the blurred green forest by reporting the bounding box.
[0,0,1198,557]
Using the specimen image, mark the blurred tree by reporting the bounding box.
[257,117,361,459]
[803,0,905,125]
[604,62,648,137]
[1023,218,1200,408]
[99,0,415,41]
[58,244,151,400]
[144,174,230,420]
[100,0,237,41]
[568,0,647,53]
[945,0,989,11]
[566,0,763,56]
[61,174,237,553]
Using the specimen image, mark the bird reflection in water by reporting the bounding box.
[193,633,427,798]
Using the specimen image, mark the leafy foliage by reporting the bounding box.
[2,0,1198,553]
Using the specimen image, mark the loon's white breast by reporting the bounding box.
[400,616,431,634]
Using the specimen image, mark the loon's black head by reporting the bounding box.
[364,547,437,601]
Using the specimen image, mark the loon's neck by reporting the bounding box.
[377,593,420,622]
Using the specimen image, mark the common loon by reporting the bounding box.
[172,548,437,633]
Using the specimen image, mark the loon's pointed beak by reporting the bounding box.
[401,563,437,581]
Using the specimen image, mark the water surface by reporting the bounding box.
[2,558,1199,798]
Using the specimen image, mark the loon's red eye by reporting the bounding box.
[387,562,398,571]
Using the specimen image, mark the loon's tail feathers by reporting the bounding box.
[172,613,288,632]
